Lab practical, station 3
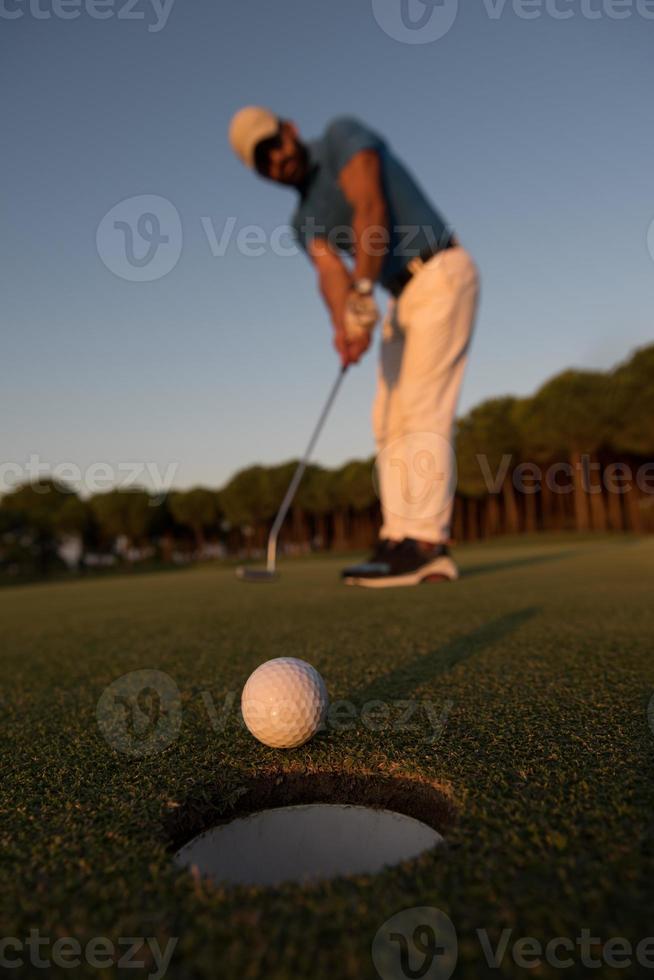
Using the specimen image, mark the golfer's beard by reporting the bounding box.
[286,144,310,188]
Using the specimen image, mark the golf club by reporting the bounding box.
[236,365,347,581]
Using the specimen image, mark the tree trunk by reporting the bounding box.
[605,480,624,532]
[522,467,539,533]
[483,495,501,538]
[160,532,175,563]
[571,451,590,532]
[315,513,327,550]
[451,496,464,542]
[353,512,374,548]
[193,524,205,555]
[523,493,537,533]
[291,506,305,545]
[624,484,643,533]
[465,498,479,541]
[363,509,378,547]
[586,456,607,532]
[540,478,559,532]
[332,509,348,549]
[502,481,520,535]
[553,478,569,531]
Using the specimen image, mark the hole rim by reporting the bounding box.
[166,767,458,868]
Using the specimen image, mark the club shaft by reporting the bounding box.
[266,366,347,572]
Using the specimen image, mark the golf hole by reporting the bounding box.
[169,769,455,889]
[175,804,444,887]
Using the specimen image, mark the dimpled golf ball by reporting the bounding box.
[241,658,329,749]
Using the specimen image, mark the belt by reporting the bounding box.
[388,234,456,298]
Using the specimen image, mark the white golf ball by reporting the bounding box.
[241,658,329,749]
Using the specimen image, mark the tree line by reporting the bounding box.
[1,343,652,578]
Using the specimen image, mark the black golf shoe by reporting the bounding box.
[342,538,458,588]
[340,539,398,582]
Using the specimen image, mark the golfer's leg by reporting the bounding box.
[393,246,480,542]
[372,300,406,542]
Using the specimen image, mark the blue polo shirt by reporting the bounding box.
[291,116,450,292]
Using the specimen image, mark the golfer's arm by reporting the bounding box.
[308,238,352,331]
[339,149,389,284]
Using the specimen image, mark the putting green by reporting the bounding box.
[2,535,654,979]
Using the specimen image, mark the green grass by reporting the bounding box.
[2,535,654,979]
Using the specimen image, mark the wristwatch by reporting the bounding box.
[352,277,374,296]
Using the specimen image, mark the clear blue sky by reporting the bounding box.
[3,1,653,496]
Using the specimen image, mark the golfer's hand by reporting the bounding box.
[344,290,380,337]
[333,325,372,367]
[333,288,378,366]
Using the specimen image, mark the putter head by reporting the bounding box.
[235,567,279,583]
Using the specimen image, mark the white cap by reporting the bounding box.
[228,106,280,169]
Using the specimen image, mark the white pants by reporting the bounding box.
[372,245,479,543]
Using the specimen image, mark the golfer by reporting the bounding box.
[229,108,479,587]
